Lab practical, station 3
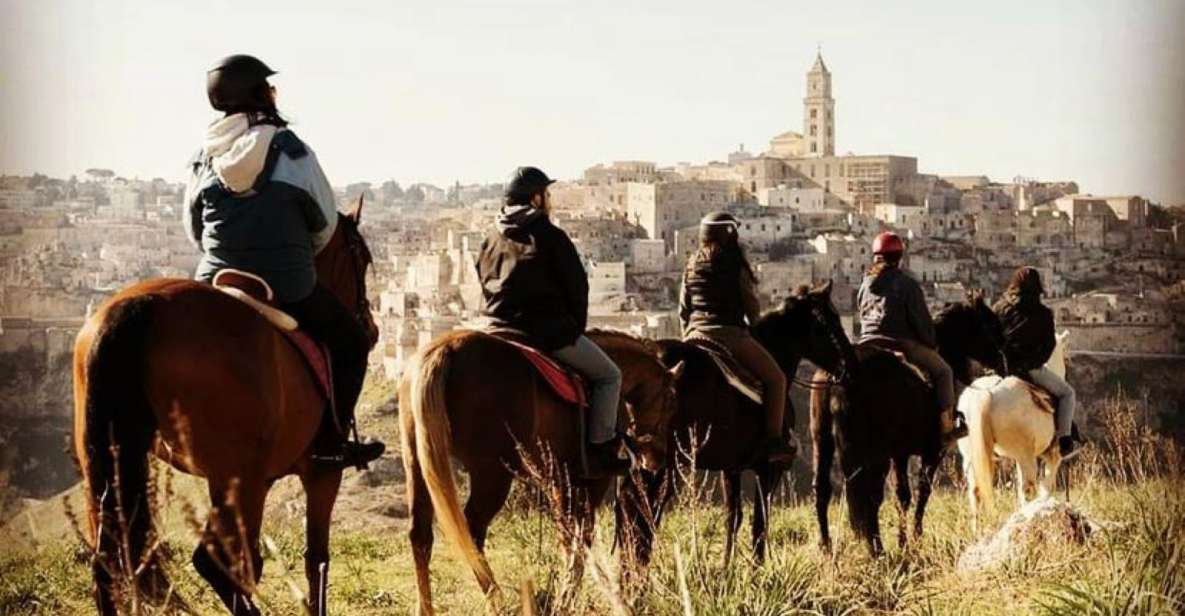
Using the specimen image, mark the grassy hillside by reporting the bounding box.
[2,385,1182,615]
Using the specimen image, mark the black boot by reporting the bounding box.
[583,440,630,478]
[766,435,797,465]
[1058,435,1080,460]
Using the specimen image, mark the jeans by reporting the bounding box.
[553,335,622,444]
[282,284,370,433]
[897,339,955,413]
[688,326,787,437]
[1029,366,1076,437]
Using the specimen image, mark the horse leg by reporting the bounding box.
[402,436,436,616]
[721,470,743,566]
[891,457,911,550]
[752,466,779,564]
[299,468,342,616]
[846,460,888,557]
[192,478,267,616]
[913,452,940,540]
[811,385,836,553]
[463,465,514,552]
[1016,457,1038,505]
[963,452,980,535]
[868,462,889,556]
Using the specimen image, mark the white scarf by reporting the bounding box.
[202,113,278,193]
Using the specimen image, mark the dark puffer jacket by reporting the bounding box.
[679,251,761,332]
[993,293,1056,375]
[476,205,588,351]
[857,266,937,347]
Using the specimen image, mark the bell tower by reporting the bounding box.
[803,48,835,156]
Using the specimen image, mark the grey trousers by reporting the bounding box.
[1029,366,1076,437]
[553,335,622,444]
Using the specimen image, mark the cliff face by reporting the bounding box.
[1067,355,1185,441]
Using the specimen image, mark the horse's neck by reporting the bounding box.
[1046,343,1066,379]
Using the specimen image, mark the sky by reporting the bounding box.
[2,0,1184,203]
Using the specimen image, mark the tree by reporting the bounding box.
[380,179,404,204]
[405,185,425,204]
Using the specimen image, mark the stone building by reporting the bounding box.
[626,180,735,249]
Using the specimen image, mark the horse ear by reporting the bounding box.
[349,193,365,223]
[669,360,686,380]
[1057,330,1070,342]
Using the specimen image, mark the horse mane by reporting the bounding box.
[587,328,661,357]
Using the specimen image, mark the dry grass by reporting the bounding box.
[2,393,1182,615]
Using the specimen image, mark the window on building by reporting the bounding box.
[810,125,817,136]
[810,165,815,178]
[810,143,817,153]
[810,109,817,119]
[825,164,830,177]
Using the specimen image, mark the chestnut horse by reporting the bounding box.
[72,199,377,616]
[615,282,850,566]
[398,329,682,615]
[810,293,1006,555]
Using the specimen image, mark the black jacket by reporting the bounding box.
[679,251,761,332]
[993,293,1056,375]
[476,206,588,351]
[857,266,937,348]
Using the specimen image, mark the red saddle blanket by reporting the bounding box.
[283,329,334,405]
[498,338,586,408]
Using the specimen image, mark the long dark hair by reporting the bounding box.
[1003,266,1043,301]
[230,83,287,128]
[686,224,756,283]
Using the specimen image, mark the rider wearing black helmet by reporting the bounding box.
[184,54,384,470]
[476,166,630,478]
[679,212,796,464]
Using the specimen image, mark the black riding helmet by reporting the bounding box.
[505,166,555,206]
[206,54,277,113]
[699,211,739,246]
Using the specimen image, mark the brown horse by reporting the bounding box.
[615,282,849,566]
[72,198,377,616]
[810,292,1006,555]
[398,329,682,615]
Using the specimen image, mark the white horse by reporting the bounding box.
[957,330,1070,532]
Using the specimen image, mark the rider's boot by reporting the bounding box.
[1058,435,1081,460]
[584,438,630,478]
[940,408,968,447]
[766,434,797,465]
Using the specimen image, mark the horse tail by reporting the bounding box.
[963,386,995,508]
[74,293,163,609]
[406,340,498,595]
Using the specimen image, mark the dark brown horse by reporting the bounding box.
[398,328,682,615]
[810,292,1005,555]
[72,198,377,615]
[616,282,850,565]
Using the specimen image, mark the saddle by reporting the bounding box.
[854,338,931,386]
[490,333,587,408]
[213,269,333,403]
[684,336,763,405]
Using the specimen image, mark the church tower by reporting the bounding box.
[803,49,835,156]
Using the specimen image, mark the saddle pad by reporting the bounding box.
[282,329,333,404]
[498,338,586,408]
[684,336,763,405]
[854,341,930,385]
[1021,380,1056,415]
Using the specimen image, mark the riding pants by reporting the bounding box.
[897,339,955,413]
[553,335,622,444]
[1028,366,1076,437]
[689,326,788,437]
[283,284,370,434]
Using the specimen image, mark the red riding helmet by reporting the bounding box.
[872,231,905,256]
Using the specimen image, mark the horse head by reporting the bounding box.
[589,330,683,472]
[755,279,855,382]
[315,195,379,348]
[937,289,1006,375]
[1047,330,1070,379]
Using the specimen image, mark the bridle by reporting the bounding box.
[339,218,377,346]
[789,303,851,390]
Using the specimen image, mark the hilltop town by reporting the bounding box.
[1,52,1184,506]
